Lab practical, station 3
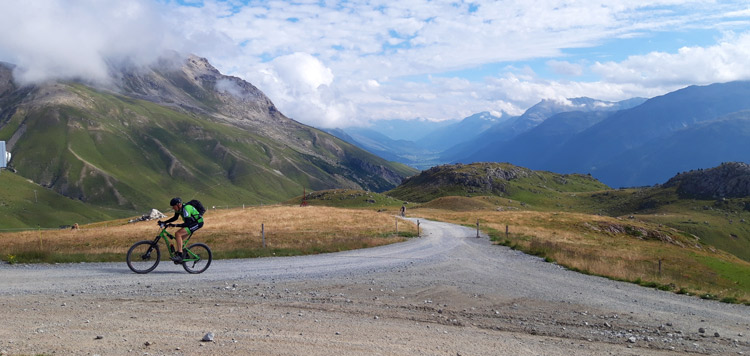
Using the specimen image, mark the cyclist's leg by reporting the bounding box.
[182,223,203,255]
[175,227,190,254]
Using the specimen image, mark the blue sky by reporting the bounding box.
[1,1,749,128]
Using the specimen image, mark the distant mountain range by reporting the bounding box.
[327,111,506,170]
[0,54,415,221]
[331,81,750,188]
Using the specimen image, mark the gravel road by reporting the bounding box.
[1,218,748,355]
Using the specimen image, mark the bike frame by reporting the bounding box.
[152,223,199,262]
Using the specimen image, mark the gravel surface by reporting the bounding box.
[1,218,748,355]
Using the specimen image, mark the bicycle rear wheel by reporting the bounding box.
[126,240,161,274]
[183,243,212,274]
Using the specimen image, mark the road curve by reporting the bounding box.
[1,218,748,355]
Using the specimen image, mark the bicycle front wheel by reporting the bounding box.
[126,240,161,274]
[183,243,212,274]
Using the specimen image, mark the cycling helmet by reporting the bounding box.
[169,197,182,206]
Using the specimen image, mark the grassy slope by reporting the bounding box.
[2,84,414,226]
[387,162,609,204]
[286,189,408,210]
[583,186,750,261]
[0,171,125,228]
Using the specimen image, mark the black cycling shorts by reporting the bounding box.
[185,222,203,234]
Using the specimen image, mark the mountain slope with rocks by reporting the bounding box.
[0,55,416,220]
[664,162,750,199]
[387,162,609,203]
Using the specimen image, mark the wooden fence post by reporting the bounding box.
[417,220,420,237]
[658,258,662,276]
[262,223,266,248]
[476,219,480,238]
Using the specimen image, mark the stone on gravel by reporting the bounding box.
[202,332,215,342]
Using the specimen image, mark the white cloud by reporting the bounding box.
[215,78,244,98]
[592,32,750,86]
[2,0,750,128]
[0,0,187,84]
[247,52,357,127]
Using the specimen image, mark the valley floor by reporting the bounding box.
[0,219,748,355]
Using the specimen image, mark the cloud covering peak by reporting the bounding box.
[0,1,186,84]
[1,1,750,128]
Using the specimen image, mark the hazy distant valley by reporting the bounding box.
[330,82,750,188]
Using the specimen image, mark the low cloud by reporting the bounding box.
[215,78,244,98]
[247,53,357,127]
[0,1,190,85]
[2,0,750,129]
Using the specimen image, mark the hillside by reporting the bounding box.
[0,171,122,228]
[447,97,645,162]
[542,81,750,187]
[594,112,750,187]
[0,56,416,226]
[663,162,750,199]
[386,162,610,203]
[468,110,611,167]
[379,161,750,262]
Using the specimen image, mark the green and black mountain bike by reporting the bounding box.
[126,222,212,274]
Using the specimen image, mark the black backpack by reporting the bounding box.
[186,199,206,216]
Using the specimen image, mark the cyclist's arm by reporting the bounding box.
[163,211,179,224]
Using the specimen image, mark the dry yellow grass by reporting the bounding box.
[1,205,416,262]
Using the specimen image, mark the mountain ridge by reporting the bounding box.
[0,55,416,219]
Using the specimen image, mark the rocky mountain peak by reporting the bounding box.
[663,162,750,199]
[0,62,16,96]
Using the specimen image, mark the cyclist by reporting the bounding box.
[159,197,204,263]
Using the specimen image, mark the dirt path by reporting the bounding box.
[1,219,748,355]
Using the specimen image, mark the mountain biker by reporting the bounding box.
[159,197,204,263]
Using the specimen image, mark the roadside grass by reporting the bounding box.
[412,207,750,305]
[0,205,416,264]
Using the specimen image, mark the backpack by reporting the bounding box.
[186,199,206,216]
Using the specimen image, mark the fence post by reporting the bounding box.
[417,220,420,237]
[262,223,266,248]
[658,258,662,276]
[395,217,398,236]
[476,219,480,238]
[506,225,509,239]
